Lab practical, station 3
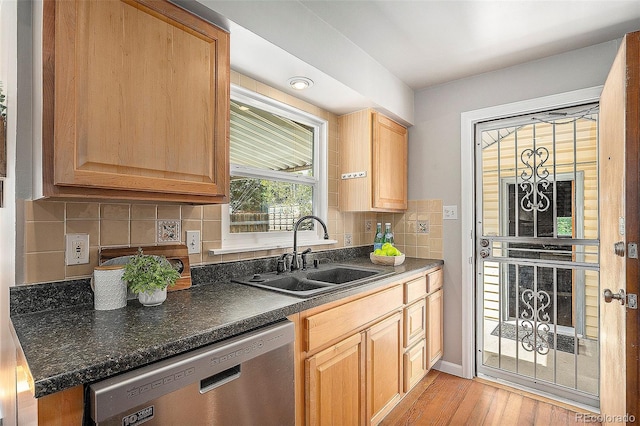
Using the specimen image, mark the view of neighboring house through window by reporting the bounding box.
[223,85,327,249]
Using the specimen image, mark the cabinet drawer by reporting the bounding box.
[404,275,427,304]
[403,339,427,392]
[306,285,403,353]
[427,269,443,294]
[404,299,426,348]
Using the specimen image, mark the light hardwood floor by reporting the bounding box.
[381,370,601,425]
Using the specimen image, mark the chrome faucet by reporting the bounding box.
[291,215,329,271]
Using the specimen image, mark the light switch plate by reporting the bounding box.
[186,230,201,254]
[65,233,89,265]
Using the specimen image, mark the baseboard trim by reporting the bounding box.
[432,360,463,377]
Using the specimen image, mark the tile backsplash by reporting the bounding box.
[20,199,443,284]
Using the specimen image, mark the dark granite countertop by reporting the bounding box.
[10,252,442,398]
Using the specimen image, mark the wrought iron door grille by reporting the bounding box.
[475,103,599,407]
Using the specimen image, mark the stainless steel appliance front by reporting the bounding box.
[89,320,295,425]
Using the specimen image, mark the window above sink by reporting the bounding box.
[218,85,333,254]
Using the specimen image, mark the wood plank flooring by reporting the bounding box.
[381,370,601,425]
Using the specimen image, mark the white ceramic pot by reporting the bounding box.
[137,287,167,306]
[92,265,128,310]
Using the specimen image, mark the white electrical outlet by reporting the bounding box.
[186,230,201,254]
[443,205,458,220]
[65,233,89,265]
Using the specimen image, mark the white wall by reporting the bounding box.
[191,0,415,125]
[408,39,620,370]
[0,0,18,424]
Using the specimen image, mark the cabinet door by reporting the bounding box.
[372,113,407,211]
[403,339,427,392]
[404,298,426,348]
[366,312,403,425]
[339,109,407,212]
[306,333,365,426]
[43,0,229,203]
[427,289,444,368]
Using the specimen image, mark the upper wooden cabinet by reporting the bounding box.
[42,0,230,203]
[339,109,408,212]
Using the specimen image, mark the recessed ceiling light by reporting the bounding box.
[288,77,314,90]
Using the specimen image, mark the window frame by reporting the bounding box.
[217,84,331,253]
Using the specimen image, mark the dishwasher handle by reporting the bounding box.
[200,365,241,394]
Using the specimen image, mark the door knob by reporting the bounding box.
[603,288,626,305]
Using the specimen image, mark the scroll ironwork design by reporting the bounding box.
[520,288,551,355]
[520,146,551,212]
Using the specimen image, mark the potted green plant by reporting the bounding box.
[123,248,180,306]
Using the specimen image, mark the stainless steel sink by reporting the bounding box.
[305,267,379,284]
[232,264,389,297]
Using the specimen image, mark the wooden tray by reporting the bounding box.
[99,245,191,291]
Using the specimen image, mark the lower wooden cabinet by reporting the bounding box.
[427,288,444,369]
[366,312,403,425]
[295,266,444,425]
[403,339,427,392]
[305,311,403,426]
[306,333,366,426]
[402,268,444,393]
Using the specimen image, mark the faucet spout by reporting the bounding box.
[291,215,330,271]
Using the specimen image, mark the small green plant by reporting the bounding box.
[123,248,180,294]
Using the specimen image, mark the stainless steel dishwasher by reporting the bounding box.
[89,320,294,425]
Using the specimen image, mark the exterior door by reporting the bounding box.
[475,102,601,408]
[598,31,639,423]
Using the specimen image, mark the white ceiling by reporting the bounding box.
[180,1,640,124]
[300,0,640,90]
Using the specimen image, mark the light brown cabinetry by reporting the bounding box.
[305,310,403,426]
[401,268,444,393]
[427,288,444,368]
[306,333,365,425]
[42,0,230,203]
[295,268,443,425]
[403,339,427,392]
[299,283,403,425]
[366,312,403,425]
[338,109,408,212]
[404,298,427,348]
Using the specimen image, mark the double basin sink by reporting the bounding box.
[232,264,391,298]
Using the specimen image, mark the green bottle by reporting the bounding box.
[374,223,384,251]
[383,223,394,246]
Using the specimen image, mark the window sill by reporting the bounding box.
[208,239,338,256]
